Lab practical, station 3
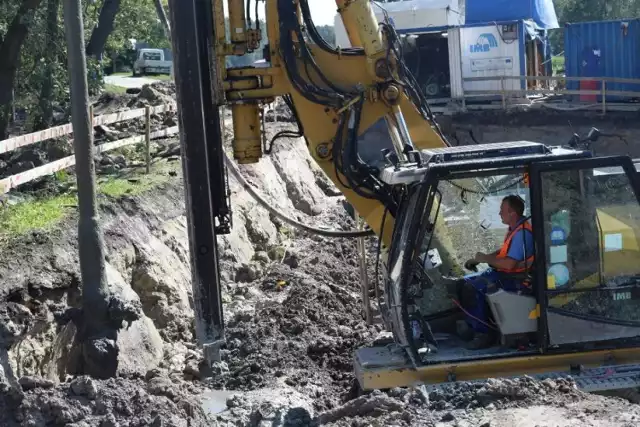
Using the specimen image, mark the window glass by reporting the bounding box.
[541,166,640,329]
[412,172,530,316]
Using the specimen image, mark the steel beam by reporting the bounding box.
[167,0,226,362]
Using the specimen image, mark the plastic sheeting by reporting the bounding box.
[466,0,559,30]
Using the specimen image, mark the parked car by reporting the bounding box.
[133,48,173,76]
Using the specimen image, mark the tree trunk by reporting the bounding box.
[0,0,43,139]
[85,0,121,59]
[36,0,61,130]
[62,0,114,379]
[154,0,171,41]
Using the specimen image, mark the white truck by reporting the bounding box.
[133,48,173,76]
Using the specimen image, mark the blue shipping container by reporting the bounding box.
[564,19,640,102]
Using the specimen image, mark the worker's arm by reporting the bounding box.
[475,228,534,270]
[474,252,518,270]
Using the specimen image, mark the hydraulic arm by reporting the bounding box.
[167,0,450,362]
[217,0,450,244]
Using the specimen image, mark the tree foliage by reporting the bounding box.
[0,0,336,137]
[0,0,171,137]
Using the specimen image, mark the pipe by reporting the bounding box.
[223,151,375,238]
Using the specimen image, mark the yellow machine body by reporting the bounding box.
[204,0,640,392]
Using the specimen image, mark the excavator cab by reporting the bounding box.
[355,141,640,392]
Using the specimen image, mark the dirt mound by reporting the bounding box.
[207,210,382,411]
[2,374,210,427]
[93,82,176,115]
[0,81,178,195]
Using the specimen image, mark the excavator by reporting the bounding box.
[165,0,640,395]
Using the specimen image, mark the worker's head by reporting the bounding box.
[500,195,525,225]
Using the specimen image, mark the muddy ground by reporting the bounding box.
[2,85,640,426]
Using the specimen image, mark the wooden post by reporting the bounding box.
[601,80,607,115]
[145,105,151,173]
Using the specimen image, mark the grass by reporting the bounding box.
[0,194,77,237]
[0,160,177,242]
[104,84,127,94]
[108,71,173,81]
[552,56,565,75]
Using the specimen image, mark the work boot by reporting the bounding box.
[465,332,493,350]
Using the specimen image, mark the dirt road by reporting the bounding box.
[104,74,157,89]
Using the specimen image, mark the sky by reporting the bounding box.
[307,0,338,26]
[252,1,338,27]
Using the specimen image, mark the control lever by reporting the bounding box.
[381,148,400,170]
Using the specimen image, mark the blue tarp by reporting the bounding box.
[466,0,560,30]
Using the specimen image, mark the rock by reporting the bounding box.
[0,302,33,344]
[441,412,455,421]
[130,234,194,341]
[147,377,177,399]
[234,263,259,283]
[70,376,98,399]
[269,138,328,216]
[45,138,74,160]
[253,251,270,264]
[100,154,116,165]
[140,85,162,103]
[113,155,127,167]
[6,160,35,176]
[183,359,201,380]
[115,316,164,378]
[11,148,46,167]
[282,252,300,269]
[100,413,119,427]
[18,376,55,391]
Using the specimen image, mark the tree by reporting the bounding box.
[85,0,120,59]
[62,0,141,378]
[36,0,61,130]
[154,0,171,42]
[0,0,43,139]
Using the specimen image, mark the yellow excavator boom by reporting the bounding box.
[215,0,450,246]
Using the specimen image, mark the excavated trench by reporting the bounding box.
[2,86,640,426]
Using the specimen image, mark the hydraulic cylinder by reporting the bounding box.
[232,102,262,163]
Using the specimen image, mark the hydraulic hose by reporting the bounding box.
[222,151,375,238]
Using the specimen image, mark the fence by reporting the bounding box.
[461,75,640,113]
[0,103,179,195]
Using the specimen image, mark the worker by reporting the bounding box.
[445,194,534,349]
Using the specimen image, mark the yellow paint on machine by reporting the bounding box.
[356,347,640,390]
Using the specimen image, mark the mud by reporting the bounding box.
[3,91,640,427]
[3,375,210,427]
[206,223,382,411]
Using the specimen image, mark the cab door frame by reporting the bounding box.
[528,155,640,353]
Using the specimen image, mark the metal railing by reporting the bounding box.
[461,75,640,113]
[0,103,179,195]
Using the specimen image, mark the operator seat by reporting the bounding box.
[485,216,538,345]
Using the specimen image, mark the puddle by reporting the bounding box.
[199,389,238,415]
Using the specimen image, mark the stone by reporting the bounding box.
[18,376,55,391]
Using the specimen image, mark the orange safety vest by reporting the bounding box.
[496,220,534,273]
